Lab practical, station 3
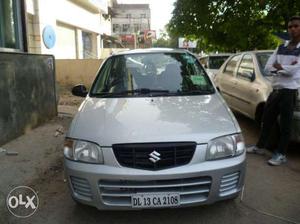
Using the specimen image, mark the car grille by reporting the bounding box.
[70,176,93,199]
[219,172,240,197]
[99,176,212,207]
[112,142,196,170]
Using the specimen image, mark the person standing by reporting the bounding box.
[247,16,300,165]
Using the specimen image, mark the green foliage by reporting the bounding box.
[152,30,178,48]
[168,0,300,52]
[153,38,173,48]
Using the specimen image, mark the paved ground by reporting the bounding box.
[0,103,299,224]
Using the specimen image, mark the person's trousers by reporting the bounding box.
[256,89,297,155]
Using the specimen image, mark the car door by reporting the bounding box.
[234,53,259,118]
[216,54,241,109]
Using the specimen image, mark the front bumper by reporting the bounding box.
[64,147,246,210]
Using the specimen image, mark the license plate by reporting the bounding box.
[131,193,180,208]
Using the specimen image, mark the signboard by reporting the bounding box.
[144,30,156,40]
[178,38,197,48]
[42,26,56,49]
[121,34,135,43]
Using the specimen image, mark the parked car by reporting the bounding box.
[64,48,246,210]
[199,53,232,79]
[214,50,300,142]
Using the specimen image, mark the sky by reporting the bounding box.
[117,0,176,34]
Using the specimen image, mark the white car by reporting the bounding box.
[64,48,246,210]
[199,54,232,80]
[214,50,300,142]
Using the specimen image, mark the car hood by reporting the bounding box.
[68,94,239,146]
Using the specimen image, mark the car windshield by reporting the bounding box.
[256,52,273,76]
[90,52,214,97]
[208,56,230,69]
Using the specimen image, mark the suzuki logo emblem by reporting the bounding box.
[149,151,161,163]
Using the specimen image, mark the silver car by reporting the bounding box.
[214,50,300,142]
[63,48,246,210]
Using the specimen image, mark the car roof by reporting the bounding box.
[234,50,274,55]
[112,48,190,56]
[199,53,232,58]
[201,50,274,59]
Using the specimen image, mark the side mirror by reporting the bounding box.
[72,84,88,97]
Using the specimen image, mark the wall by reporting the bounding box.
[26,14,41,54]
[99,15,112,36]
[55,23,77,59]
[26,0,110,59]
[0,52,57,146]
[55,59,103,88]
[55,48,129,88]
[99,47,128,59]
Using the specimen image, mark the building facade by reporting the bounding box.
[26,0,112,59]
[0,0,115,59]
[111,1,151,48]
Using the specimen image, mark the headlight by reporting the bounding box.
[64,139,104,164]
[206,134,245,161]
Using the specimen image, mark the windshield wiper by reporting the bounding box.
[120,88,170,95]
[91,88,170,97]
[91,92,117,97]
[179,89,215,95]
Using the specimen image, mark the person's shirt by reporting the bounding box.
[264,41,300,89]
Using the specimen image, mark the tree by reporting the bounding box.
[261,0,300,29]
[152,29,178,48]
[168,0,300,52]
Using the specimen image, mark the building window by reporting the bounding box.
[82,31,93,59]
[126,14,131,19]
[122,24,130,33]
[141,14,146,18]
[134,24,140,33]
[113,24,120,33]
[0,0,23,51]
